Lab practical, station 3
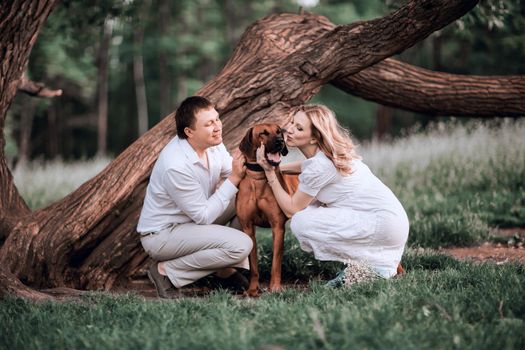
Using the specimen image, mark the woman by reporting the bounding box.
[256,104,409,285]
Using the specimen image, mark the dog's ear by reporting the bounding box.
[281,143,289,156]
[239,127,254,157]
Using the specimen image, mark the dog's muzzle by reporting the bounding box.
[265,137,287,166]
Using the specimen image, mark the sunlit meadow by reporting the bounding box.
[12,156,111,210]
[362,119,525,247]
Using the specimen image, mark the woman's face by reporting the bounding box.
[285,111,314,148]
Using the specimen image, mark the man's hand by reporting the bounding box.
[228,150,246,186]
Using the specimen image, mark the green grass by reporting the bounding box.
[1,252,524,350]
[5,120,525,349]
[255,228,344,282]
[12,156,111,210]
[362,119,525,247]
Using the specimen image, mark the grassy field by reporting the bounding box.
[1,253,524,349]
[3,120,525,349]
[12,156,111,210]
[363,120,525,247]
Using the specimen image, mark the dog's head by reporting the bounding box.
[239,123,289,166]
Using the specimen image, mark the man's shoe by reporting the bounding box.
[215,270,249,293]
[147,264,175,299]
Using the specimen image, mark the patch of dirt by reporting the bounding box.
[440,228,525,264]
[441,243,525,264]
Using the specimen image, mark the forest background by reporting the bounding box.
[5,0,525,166]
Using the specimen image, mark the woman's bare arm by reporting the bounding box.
[267,177,314,218]
[279,160,303,174]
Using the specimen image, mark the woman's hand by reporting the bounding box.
[256,142,275,172]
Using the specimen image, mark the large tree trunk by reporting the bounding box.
[2,0,524,298]
[0,0,57,238]
[0,0,58,297]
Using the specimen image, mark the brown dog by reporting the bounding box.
[236,123,299,297]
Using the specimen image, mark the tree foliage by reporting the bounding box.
[5,0,523,161]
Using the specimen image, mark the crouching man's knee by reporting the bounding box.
[237,234,253,259]
[226,231,253,262]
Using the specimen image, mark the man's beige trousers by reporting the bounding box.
[140,200,252,288]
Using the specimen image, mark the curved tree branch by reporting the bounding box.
[332,59,525,117]
[219,6,524,118]
[208,0,481,141]
[290,0,479,82]
[18,71,63,98]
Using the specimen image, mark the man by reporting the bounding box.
[137,96,253,298]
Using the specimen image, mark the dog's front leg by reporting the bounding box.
[242,224,260,297]
[269,224,285,292]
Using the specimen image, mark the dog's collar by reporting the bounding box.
[245,162,265,172]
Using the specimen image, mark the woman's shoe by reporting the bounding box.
[324,269,346,288]
[325,261,382,288]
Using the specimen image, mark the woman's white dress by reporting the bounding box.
[290,151,409,278]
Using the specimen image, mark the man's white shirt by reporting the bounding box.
[137,136,238,233]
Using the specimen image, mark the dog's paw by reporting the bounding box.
[269,284,283,293]
[245,288,260,298]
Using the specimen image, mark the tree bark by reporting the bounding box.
[3,0,524,298]
[0,0,57,241]
[0,0,58,297]
[0,267,52,300]
[18,71,62,98]
[333,58,525,117]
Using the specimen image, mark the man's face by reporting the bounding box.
[185,107,222,148]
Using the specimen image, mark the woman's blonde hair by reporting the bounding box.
[291,104,360,175]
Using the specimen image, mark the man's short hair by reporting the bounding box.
[175,96,213,139]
